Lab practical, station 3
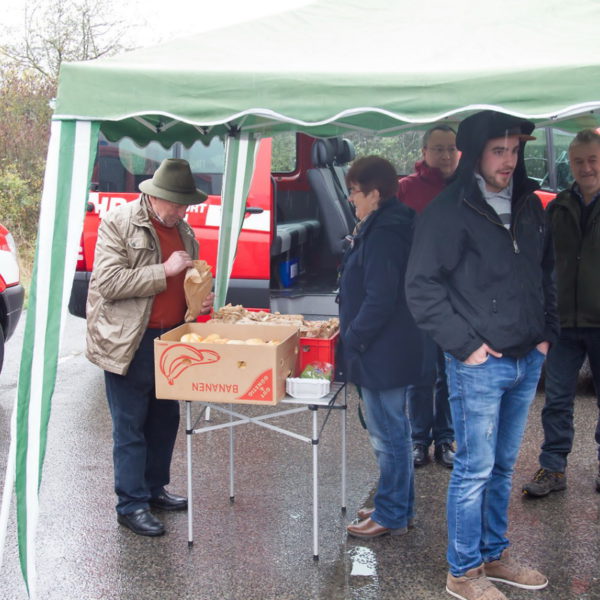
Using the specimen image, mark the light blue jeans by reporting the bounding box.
[361,386,414,530]
[444,349,545,576]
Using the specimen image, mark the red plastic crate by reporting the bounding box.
[297,331,339,376]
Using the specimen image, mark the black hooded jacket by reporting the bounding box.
[405,111,559,361]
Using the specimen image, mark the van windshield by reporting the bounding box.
[93,133,227,195]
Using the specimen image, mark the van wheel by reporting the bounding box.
[0,327,4,374]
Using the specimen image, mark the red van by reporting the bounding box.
[0,222,24,372]
[68,127,573,320]
[69,132,358,319]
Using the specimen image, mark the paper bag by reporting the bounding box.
[184,260,213,322]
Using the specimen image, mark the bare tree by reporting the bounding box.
[0,0,133,279]
[0,0,131,84]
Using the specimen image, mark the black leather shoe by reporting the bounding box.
[150,489,188,511]
[117,508,165,536]
[413,444,429,467]
[434,442,455,468]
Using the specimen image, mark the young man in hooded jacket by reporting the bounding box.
[405,110,559,600]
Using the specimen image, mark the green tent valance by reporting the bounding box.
[54,0,600,146]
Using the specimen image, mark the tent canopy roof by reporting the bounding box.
[54,0,600,145]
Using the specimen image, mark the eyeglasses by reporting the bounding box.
[425,146,458,155]
[348,186,363,196]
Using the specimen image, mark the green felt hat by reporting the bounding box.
[139,158,207,205]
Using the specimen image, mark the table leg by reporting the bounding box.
[229,404,235,502]
[186,401,193,547]
[341,388,347,512]
[311,405,319,560]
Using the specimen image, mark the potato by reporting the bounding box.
[203,333,221,342]
[180,332,204,343]
[245,338,266,345]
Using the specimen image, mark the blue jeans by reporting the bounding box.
[104,328,180,515]
[540,327,600,472]
[361,386,414,530]
[408,346,453,447]
[444,349,545,576]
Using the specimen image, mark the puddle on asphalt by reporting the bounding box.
[345,546,380,598]
[349,545,377,577]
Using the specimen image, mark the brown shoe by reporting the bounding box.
[357,506,375,520]
[356,507,415,528]
[484,549,548,590]
[346,517,408,539]
[446,565,507,600]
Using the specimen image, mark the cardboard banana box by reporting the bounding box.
[154,322,300,405]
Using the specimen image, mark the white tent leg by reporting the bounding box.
[341,386,347,511]
[311,406,319,560]
[229,405,235,501]
[186,401,194,547]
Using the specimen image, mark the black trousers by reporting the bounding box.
[540,327,600,472]
[104,327,180,515]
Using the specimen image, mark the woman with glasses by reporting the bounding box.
[338,155,425,539]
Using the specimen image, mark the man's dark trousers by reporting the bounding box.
[540,327,600,472]
[408,345,453,447]
[105,327,180,515]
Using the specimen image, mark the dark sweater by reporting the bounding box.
[398,160,446,214]
[548,186,600,328]
[338,199,425,390]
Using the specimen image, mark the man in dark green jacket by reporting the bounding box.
[523,129,600,497]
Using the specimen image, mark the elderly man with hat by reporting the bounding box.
[86,158,213,536]
[406,111,559,600]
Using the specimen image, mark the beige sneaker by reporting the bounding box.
[484,549,548,590]
[446,565,508,600]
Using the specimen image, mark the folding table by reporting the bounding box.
[184,382,347,559]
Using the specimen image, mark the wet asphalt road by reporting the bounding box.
[1,314,600,600]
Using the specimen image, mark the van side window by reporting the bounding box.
[552,129,574,191]
[343,131,422,177]
[181,138,226,195]
[524,129,549,187]
[92,133,226,195]
[524,128,574,192]
[272,132,297,173]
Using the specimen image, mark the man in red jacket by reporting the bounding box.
[398,125,458,468]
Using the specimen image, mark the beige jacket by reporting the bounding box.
[85,198,198,375]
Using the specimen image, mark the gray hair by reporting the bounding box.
[569,129,600,152]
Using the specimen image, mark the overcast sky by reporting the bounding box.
[4,0,312,46]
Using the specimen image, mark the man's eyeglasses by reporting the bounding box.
[425,146,458,156]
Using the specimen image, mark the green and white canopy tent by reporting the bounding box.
[3,0,600,595]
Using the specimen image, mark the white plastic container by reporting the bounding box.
[286,377,331,399]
